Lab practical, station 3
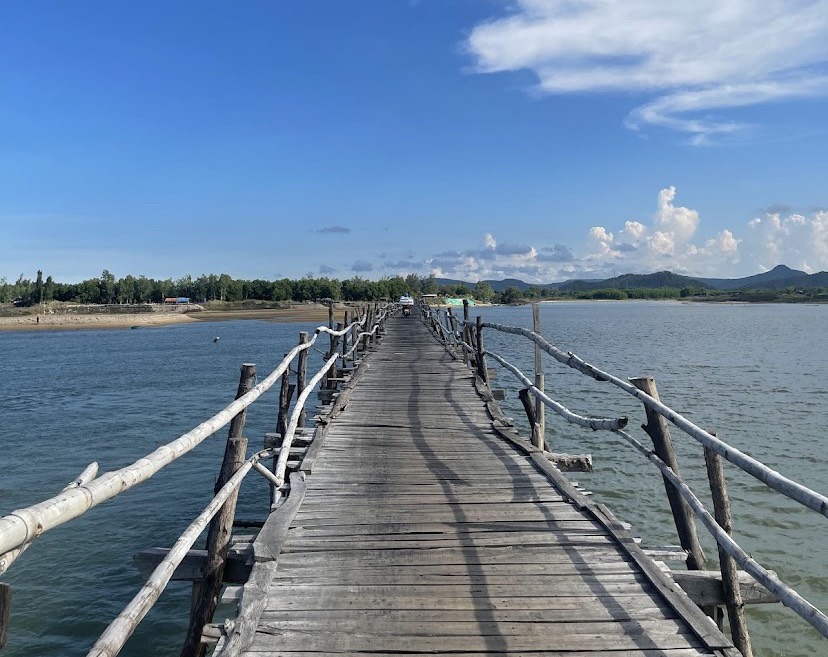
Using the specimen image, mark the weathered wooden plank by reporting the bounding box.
[266,582,660,598]
[238,648,714,657]
[246,629,705,653]
[285,520,604,536]
[258,605,679,622]
[268,572,655,586]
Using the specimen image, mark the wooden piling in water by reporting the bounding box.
[0,582,10,649]
[476,316,488,384]
[630,376,706,572]
[181,363,255,657]
[705,444,754,657]
[532,303,545,451]
[296,332,308,428]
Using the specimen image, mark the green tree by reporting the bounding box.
[473,281,495,303]
[34,270,44,304]
[43,275,55,302]
[99,269,116,304]
[499,286,522,304]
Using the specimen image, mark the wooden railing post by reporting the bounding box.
[532,303,545,451]
[462,300,473,367]
[630,376,706,571]
[0,582,10,649]
[705,445,754,657]
[276,358,293,438]
[296,332,308,428]
[518,388,542,447]
[329,323,343,384]
[341,311,350,368]
[475,316,488,385]
[448,308,463,359]
[273,359,294,507]
[181,363,255,657]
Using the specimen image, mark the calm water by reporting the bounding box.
[1,303,826,656]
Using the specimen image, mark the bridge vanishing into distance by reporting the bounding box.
[1,301,827,657]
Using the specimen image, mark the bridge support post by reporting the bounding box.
[705,445,754,657]
[532,303,545,451]
[181,363,255,657]
[0,582,10,649]
[297,332,308,428]
[462,300,473,369]
[630,376,706,572]
[476,316,488,385]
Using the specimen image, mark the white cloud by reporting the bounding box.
[420,189,827,283]
[744,211,828,272]
[585,187,742,274]
[654,186,699,244]
[466,1,828,140]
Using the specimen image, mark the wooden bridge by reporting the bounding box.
[1,302,827,657]
[227,315,735,657]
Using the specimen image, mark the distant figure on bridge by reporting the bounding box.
[399,293,413,316]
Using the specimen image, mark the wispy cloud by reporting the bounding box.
[319,264,337,275]
[466,1,828,141]
[314,225,351,234]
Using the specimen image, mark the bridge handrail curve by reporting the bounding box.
[422,307,828,641]
[0,311,380,573]
[609,427,828,638]
[470,319,828,519]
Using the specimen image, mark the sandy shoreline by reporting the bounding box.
[0,306,342,332]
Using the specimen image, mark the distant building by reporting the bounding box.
[164,297,190,304]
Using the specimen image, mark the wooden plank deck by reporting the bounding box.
[238,316,735,657]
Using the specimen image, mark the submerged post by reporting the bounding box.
[181,363,255,657]
[532,303,545,450]
[705,445,754,657]
[630,376,706,572]
[296,332,308,428]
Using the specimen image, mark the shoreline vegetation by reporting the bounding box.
[2,268,826,334]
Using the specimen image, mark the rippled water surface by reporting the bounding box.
[1,303,826,656]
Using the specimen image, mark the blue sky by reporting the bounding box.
[2,0,827,284]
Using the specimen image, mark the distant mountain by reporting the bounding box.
[696,265,808,290]
[748,271,828,290]
[434,265,826,295]
[558,271,712,292]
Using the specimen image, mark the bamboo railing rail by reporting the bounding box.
[87,448,277,657]
[475,320,828,518]
[421,306,827,648]
[610,427,828,639]
[0,303,395,656]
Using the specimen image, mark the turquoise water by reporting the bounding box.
[1,303,826,656]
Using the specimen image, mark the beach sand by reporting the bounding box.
[0,305,342,332]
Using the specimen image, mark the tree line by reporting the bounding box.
[0,270,500,306]
[8,270,819,308]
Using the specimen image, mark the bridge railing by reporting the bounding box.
[420,300,827,655]
[0,303,395,656]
